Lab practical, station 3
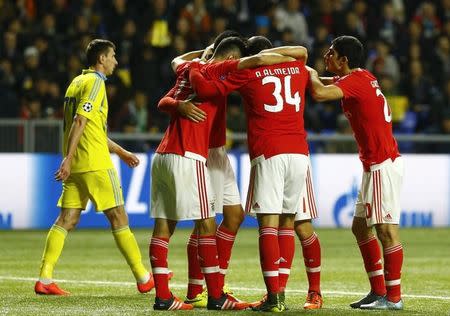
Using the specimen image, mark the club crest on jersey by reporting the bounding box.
[82,102,93,112]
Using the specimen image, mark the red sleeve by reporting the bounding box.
[157,96,179,115]
[334,75,358,99]
[191,60,250,99]
[189,64,224,100]
[175,62,190,76]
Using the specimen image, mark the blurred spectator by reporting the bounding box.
[430,35,450,86]
[180,0,211,44]
[366,40,400,84]
[403,60,435,132]
[413,1,442,41]
[17,46,40,93]
[144,0,172,50]
[274,0,310,46]
[379,75,409,128]
[376,2,403,47]
[0,64,19,118]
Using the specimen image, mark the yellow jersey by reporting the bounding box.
[62,69,113,173]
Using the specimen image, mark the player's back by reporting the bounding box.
[334,69,400,168]
[63,70,112,173]
[237,60,310,160]
[157,62,222,160]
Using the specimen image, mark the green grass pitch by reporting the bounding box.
[0,228,449,315]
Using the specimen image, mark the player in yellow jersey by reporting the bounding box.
[34,39,155,295]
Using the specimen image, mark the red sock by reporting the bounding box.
[300,232,321,293]
[149,237,171,299]
[384,244,403,302]
[259,227,280,294]
[216,225,236,290]
[186,234,203,299]
[197,235,221,299]
[278,228,295,291]
[358,236,386,296]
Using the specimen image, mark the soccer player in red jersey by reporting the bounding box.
[246,36,323,310]
[307,36,404,310]
[189,40,317,312]
[150,36,293,311]
[158,31,246,307]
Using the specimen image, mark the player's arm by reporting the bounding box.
[318,77,336,85]
[158,95,206,122]
[55,114,87,181]
[307,66,344,102]
[189,63,226,99]
[107,138,139,168]
[171,49,204,72]
[237,53,296,70]
[260,45,308,61]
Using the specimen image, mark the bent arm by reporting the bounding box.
[319,77,336,85]
[158,95,206,122]
[158,96,180,115]
[65,115,87,159]
[108,138,140,167]
[237,53,296,70]
[107,138,126,155]
[308,68,344,102]
[260,46,308,61]
[171,49,204,72]
[189,65,224,99]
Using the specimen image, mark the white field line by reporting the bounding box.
[1,276,449,301]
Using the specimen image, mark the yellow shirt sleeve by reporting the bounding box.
[76,75,104,121]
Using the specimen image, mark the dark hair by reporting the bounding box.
[246,36,273,55]
[213,36,247,58]
[85,39,116,66]
[331,36,363,69]
[212,30,242,52]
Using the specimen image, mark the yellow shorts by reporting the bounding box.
[57,168,124,211]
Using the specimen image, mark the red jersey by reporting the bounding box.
[198,63,230,148]
[334,69,400,170]
[156,60,238,160]
[194,60,310,161]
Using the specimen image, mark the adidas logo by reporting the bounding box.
[385,213,393,220]
[253,202,260,209]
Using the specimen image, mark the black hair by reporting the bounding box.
[85,39,116,66]
[213,36,247,58]
[212,30,242,52]
[331,36,364,69]
[246,36,273,55]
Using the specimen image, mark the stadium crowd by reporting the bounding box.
[0,0,449,152]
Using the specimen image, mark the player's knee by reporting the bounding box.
[295,221,313,240]
[196,217,216,235]
[105,206,129,228]
[351,217,370,240]
[375,225,399,246]
[56,215,79,231]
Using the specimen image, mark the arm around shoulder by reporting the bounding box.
[237,53,295,70]
[260,46,308,61]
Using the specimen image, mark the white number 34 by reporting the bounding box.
[262,75,301,113]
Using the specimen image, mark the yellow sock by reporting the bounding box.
[39,225,68,280]
[112,226,148,282]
